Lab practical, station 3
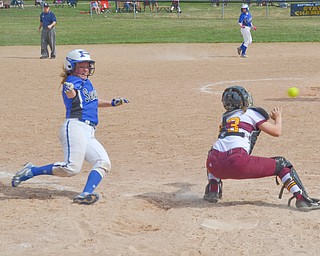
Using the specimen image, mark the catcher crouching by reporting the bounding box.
[204,85,320,211]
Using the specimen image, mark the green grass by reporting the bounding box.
[0,0,319,45]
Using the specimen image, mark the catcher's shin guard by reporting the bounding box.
[273,156,319,207]
[284,168,320,208]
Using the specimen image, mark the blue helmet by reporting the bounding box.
[222,86,253,111]
[64,49,95,76]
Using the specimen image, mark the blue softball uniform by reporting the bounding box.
[239,11,253,27]
[62,75,99,125]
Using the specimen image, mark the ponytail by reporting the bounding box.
[60,67,72,86]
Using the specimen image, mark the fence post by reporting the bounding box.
[222,0,225,19]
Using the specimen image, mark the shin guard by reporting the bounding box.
[273,156,319,207]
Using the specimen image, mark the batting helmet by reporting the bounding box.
[241,4,249,11]
[222,86,253,111]
[64,49,95,76]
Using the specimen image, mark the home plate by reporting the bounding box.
[0,171,13,178]
[201,218,259,231]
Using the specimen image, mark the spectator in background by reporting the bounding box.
[35,0,43,7]
[115,0,120,12]
[67,0,77,7]
[3,0,10,7]
[39,2,57,59]
[91,0,101,14]
[170,0,181,13]
[143,0,151,12]
[131,0,141,12]
[151,0,158,11]
[100,0,110,12]
[11,0,24,8]
[124,0,131,12]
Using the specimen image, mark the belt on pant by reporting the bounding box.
[210,147,245,155]
[226,148,244,155]
[78,119,96,128]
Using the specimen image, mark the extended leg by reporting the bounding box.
[73,137,111,205]
[274,156,320,211]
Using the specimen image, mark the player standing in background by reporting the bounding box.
[203,85,320,211]
[12,49,129,205]
[39,3,57,59]
[237,4,256,58]
[150,0,158,12]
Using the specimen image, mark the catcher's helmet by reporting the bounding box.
[222,86,253,111]
[241,3,249,11]
[64,49,95,76]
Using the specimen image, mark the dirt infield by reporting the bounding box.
[1,43,320,256]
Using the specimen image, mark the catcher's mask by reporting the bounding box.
[64,49,95,76]
[222,85,253,111]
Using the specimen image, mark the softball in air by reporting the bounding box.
[287,87,299,98]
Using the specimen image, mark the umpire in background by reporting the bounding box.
[38,3,57,59]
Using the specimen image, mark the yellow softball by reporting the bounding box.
[287,87,299,98]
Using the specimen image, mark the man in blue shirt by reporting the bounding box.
[38,3,57,59]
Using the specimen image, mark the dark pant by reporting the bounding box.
[41,27,56,58]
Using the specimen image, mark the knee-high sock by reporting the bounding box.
[279,168,303,200]
[241,44,247,55]
[82,170,103,194]
[31,164,53,176]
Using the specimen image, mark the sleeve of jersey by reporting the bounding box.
[52,13,57,22]
[248,108,269,128]
[65,76,82,90]
[239,13,245,23]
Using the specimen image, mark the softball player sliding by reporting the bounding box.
[237,4,256,58]
[12,49,129,205]
[204,86,320,211]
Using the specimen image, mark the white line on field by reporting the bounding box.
[0,171,74,191]
[199,77,303,94]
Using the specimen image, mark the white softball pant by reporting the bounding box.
[241,26,252,47]
[52,119,111,178]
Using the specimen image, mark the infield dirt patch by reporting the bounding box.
[1,43,320,255]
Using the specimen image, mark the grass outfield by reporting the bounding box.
[0,0,319,45]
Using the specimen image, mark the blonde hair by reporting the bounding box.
[60,66,72,86]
